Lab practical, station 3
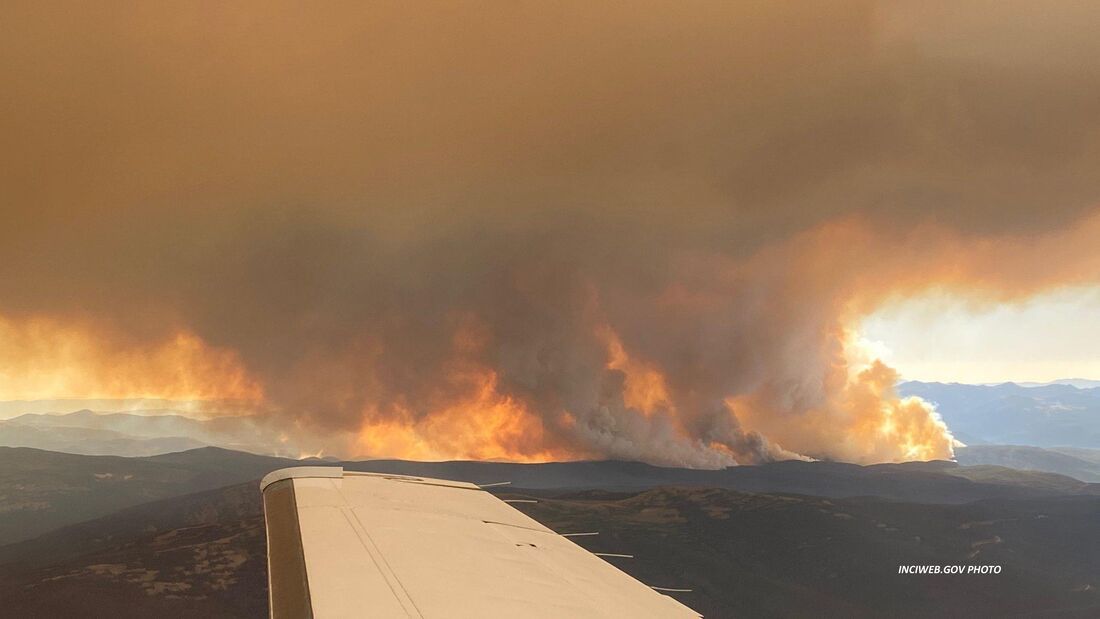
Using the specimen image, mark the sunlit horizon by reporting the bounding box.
[862,285,1100,385]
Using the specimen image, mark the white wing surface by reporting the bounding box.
[261,466,700,618]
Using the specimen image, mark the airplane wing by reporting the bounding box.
[261,466,700,618]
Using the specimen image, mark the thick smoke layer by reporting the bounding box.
[2,2,1100,465]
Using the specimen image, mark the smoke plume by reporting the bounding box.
[2,1,1100,465]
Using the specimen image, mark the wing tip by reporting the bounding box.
[260,466,344,493]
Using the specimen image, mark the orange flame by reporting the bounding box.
[0,315,263,405]
[356,368,575,462]
[728,353,955,464]
[598,325,673,415]
[355,321,578,462]
[10,212,1100,464]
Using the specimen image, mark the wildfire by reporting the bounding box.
[10,213,1099,466]
[599,325,673,415]
[355,323,579,462]
[355,372,576,462]
[0,315,263,405]
[728,358,955,464]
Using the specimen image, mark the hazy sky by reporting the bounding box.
[862,285,1100,384]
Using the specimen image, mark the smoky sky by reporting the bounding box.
[2,1,1100,465]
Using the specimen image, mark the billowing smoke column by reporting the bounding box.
[2,2,1100,466]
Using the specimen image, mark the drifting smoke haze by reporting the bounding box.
[2,1,1100,466]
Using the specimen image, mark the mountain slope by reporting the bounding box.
[957,445,1100,482]
[4,446,1098,550]
[2,410,279,455]
[0,420,207,457]
[0,447,294,545]
[340,457,1097,502]
[2,482,1098,618]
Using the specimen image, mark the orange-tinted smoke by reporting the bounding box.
[355,369,576,463]
[704,210,1100,462]
[2,2,1100,466]
[0,316,262,405]
[354,320,580,462]
[599,326,673,416]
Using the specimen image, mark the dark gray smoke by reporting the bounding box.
[2,1,1100,465]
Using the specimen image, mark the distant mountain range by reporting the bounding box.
[898,380,1100,448]
[2,445,1098,548]
[3,382,1100,477]
[0,398,241,417]
[0,419,208,457]
[956,445,1100,482]
[0,409,286,457]
[1010,379,1100,389]
[5,382,1100,462]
